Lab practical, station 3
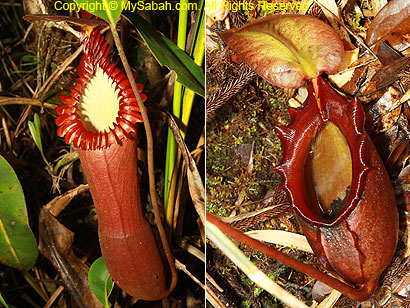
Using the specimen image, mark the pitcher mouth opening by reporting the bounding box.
[78,66,121,133]
[305,121,352,221]
[274,76,369,227]
[55,29,146,151]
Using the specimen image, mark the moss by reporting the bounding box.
[240,301,251,308]
[254,286,264,297]
[346,9,367,33]
[206,77,289,217]
[239,272,255,288]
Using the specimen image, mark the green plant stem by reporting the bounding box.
[181,11,205,138]
[164,0,189,230]
[22,271,48,302]
[0,293,10,308]
[164,81,182,228]
[109,22,177,297]
[177,0,188,50]
[165,80,182,198]
[1,106,16,125]
[165,8,205,234]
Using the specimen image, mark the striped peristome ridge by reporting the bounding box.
[55,29,146,151]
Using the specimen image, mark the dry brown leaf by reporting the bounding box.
[371,56,410,91]
[205,0,229,27]
[39,192,100,307]
[369,0,388,17]
[377,40,402,66]
[316,289,342,308]
[367,86,401,132]
[314,0,350,43]
[386,139,410,172]
[366,0,410,48]
[329,48,359,88]
[23,14,109,27]
[45,184,89,216]
[382,19,410,53]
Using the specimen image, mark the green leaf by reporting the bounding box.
[0,155,38,270]
[88,257,114,307]
[0,293,10,308]
[74,0,126,24]
[220,15,344,89]
[124,12,205,97]
[21,55,38,64]
[28,113,49,166]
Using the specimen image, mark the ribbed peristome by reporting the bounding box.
[55,29,146,150]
